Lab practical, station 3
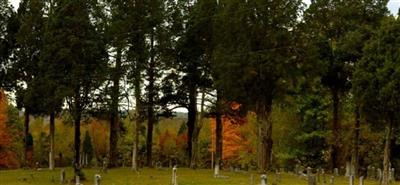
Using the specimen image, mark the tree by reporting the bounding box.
[304,0,388,170]
[0,90,19,169]
[10,0,45,166]
[353,16,400,185]
[0,0,15,88]
[213,0,303,171]
[163,0,216,167]
[106,0,129,168]
[125,0,147,171]
[141,0,170,167]
[45,0,107,176]
[38,0,66,170]
[82,131,93,166]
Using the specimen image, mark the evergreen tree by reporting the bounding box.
[161,0,216,168]
[106,0,129,168]
[353,17,400,185]
[125,0,148,171]
[45,0,107,176]
[213,0,303,171]
[10,0,45,166]
[304,0,388,171]
[0,0,15,88]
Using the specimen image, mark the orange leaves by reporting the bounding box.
[210,115,249,161]
[88,119,109,159]
[0,90,19,169]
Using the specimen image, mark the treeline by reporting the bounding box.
[0,0,399,184]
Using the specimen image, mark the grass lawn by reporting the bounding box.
[0,168,397,185]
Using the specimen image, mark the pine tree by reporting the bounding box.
[11,0,45,166]
[304,0,388,171]
[0,0,15,88]
[44,0,107,176]
[353,17,400,185]
[213,0,303,171]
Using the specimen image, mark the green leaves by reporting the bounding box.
[354,17,400,123]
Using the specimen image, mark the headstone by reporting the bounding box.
[156,161,162,169]
[250,174,254,185]
[366,166,371,179]
[377,168,382,181]
[60,169,66,184]
[94,174,101,185]
[214,163,220,177]
[260,174,267,185]
[330,175,335,185]
[308,174,317,185]
[35,162,40,170]
[345,162,351,177]
[390,168,395,182]
[333,168,339,176]
[172,165,178,185]
[371,167,376,179]
[359,176,364,185]
[349,175,354,185]
[75,175,80,185]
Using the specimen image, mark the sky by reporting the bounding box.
[9,0,400,15]
[303,0,400,15]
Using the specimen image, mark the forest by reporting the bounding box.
[0,0,400,185]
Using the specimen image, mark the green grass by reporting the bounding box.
[0,168,397,185]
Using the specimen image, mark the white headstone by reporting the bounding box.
[214,163,220,177]
[172,166,178,185]
[371,166,376,179]
[333,168,339,176]
[377,168,382,181]
[75,175,80,185]
[349,175,354,185]
[260,174,267,185]
[345,162,351,177]
[60,169,66,184]
[94,174,101,185]
[330,175,335,185]
[359,176,364,185]
[390,168,395,181]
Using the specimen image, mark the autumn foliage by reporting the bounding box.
[0,91,19,169]
[210,115,250,161]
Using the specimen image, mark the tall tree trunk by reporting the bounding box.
[73,99,82,175]
[188,83,197,168]
[146,30,155,167]
[49,112,55,170]
[382,120,394,185]
[191,91,205,169]
[24,110,30,167]
[257,102,273,172]
[214,92,223,176]
[132,69,141,171]
[109,47,122,168]
[350,106,360,177]
[331,88,340,169]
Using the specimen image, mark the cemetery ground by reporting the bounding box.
[0,168,397,185]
